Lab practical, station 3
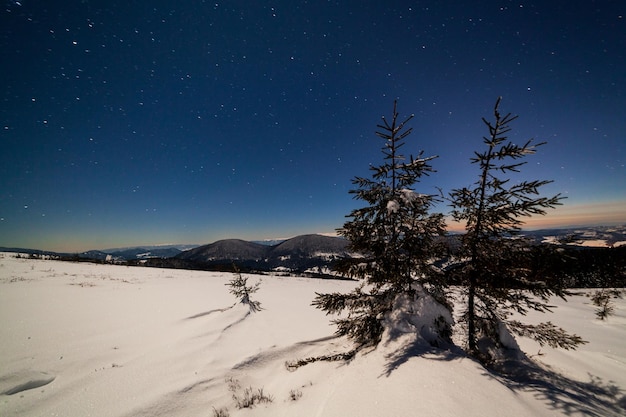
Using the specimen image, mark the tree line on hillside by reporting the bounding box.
[439,236,626,289]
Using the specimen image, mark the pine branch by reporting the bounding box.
[507,320,587,349]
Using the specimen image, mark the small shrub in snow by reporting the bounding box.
[226,378,273,409]
[591,289,623,320]
[234,387,273,409]
[212,406,230,417]
[289,389,303,401]
[226,377,241,393]
[226,265,262,312]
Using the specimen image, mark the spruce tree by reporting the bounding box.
[226,264,262,313]
[313,101,449,351]
[448,97,586,362]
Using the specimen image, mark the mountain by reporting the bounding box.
[107,247,185,261]
[268,234,352,272]
[74,245,199,262]
[0,245,197,262]
[272,234,349,256]
[175,234,351,275]
[252,239,288,246]
[3,226,624,278]
[0,247,62,257]
[71,247,188,262]
[177,239,269,263]
[79,250,110,260]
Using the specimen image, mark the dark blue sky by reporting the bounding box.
[1,0,625,251]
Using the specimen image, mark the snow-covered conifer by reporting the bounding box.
[448,97,586,362]
[313,101,449,351]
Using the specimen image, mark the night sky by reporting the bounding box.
[1,1,625,252]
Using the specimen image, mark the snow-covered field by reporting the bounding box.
[1,253,624,416]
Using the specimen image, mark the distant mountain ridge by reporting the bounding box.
[80,245,196,262]
[0,244,197,262]
[2,226,624,278]
[179,239,268,262]
[175,234,352,274]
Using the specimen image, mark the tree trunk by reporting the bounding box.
[468,271,477,352]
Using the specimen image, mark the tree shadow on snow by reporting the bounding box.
[380,328,625,416]
[183,305,234,320]
[381,325,466,378]
[182,304,251,340]
[221,310,251,332]
[484,359,626,417]
[382,342,466,378]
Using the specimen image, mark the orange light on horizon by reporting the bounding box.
[444,200,626,232]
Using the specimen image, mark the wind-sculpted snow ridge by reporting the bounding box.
[0,371,56,395]
[1,253,625,417]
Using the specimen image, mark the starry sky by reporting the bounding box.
[1,1,625,252]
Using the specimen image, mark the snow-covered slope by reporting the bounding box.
[1,253,624,416]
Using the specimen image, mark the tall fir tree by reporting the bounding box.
[448,97,586,362]
[313,101,449,351]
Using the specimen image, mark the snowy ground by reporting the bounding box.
[1,253,624,417]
